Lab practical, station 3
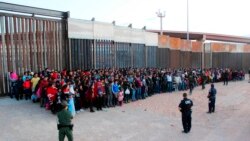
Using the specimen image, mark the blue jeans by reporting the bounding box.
[179,82,185,91]
[167,82,173,92]
[136,88,142,99]
[154,83,161,93]
[107,94,113,107]
[132,89,136,101]
[144,86,148,97]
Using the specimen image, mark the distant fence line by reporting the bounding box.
[1,3,250,95]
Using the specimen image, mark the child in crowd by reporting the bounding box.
[68,82,76,117]
[124,87,130,103]
[23,78,31,100]
[74,88,81,113]
[118,88,124,106]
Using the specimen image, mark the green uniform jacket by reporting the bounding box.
[57,109,73,126]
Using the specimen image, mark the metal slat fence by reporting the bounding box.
[0,15,67,95]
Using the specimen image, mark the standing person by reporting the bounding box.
[201,72,207,90]
[79,85,86,110]
[31,73,40,95]
[207,84,217,113]
[248,68,250,83]
[74,88,81,113]
[112,80,119,106]
[124,87,130,103]
[9,72,18,99]
[123,78,130,103]
[31,73,40,102]
[57,101,74,141]
[23,78,31,100]
[95,79,104,111]
[141,76,148,98]
[167,72,173,92]
[179,93,193,133]
[188,72,194,95]
[106,81,113,107]
[131,84,136,101]
[146,75,154,96]
[39,76,49,107]
[135,77,142,99]
[86,85,95,113]
[118,88,124,106]
[16,76,23,100]
[223,69,229,85]
[47,83,58,114]
[68,82,76,117]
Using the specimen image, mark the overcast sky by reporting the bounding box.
[1,0,249,36]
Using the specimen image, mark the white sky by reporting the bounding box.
[1,0,249,36]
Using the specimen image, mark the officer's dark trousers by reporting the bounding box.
[223,78,228,85]
[59,127,73,141]
[182,113,192,132]
[209,98,216,112]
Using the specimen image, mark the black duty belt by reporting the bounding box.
[57,124,74,130]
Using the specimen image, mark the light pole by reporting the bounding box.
[156,9,165,35]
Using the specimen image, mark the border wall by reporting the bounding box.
[0,3,250,95]
[68,18,158,69]
[0,2,68,95]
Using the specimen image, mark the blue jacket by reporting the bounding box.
[112,83,119,95]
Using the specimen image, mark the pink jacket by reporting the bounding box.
[118,91,124,101]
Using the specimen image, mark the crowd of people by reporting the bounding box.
[8,67,245,116]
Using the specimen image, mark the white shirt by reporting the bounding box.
[167,75,172,82]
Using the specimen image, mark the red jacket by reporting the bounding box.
[39,80,49,89]
[61,70,67,77]
[46,86,58,102]
[23,80,31,89]
[86,87,96,101]
[94,81,105,96]
[51,72,58,80]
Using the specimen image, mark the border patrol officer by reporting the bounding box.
[179,93,193,133]
[248,68,250,83]
[207,83,217,113]
[57,101,74,141]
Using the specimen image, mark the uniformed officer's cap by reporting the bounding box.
[61,101,68,108]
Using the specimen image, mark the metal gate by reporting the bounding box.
[0,2,68,95]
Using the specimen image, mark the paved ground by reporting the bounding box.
[1,79,250,141]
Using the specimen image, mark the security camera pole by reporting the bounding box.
[156,9,165,35]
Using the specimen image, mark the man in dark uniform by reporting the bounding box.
[248,68,250,83]
[57,101,74,141]
[179,93,193,133]
[223,69,229,85]
[207,83,217,113]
